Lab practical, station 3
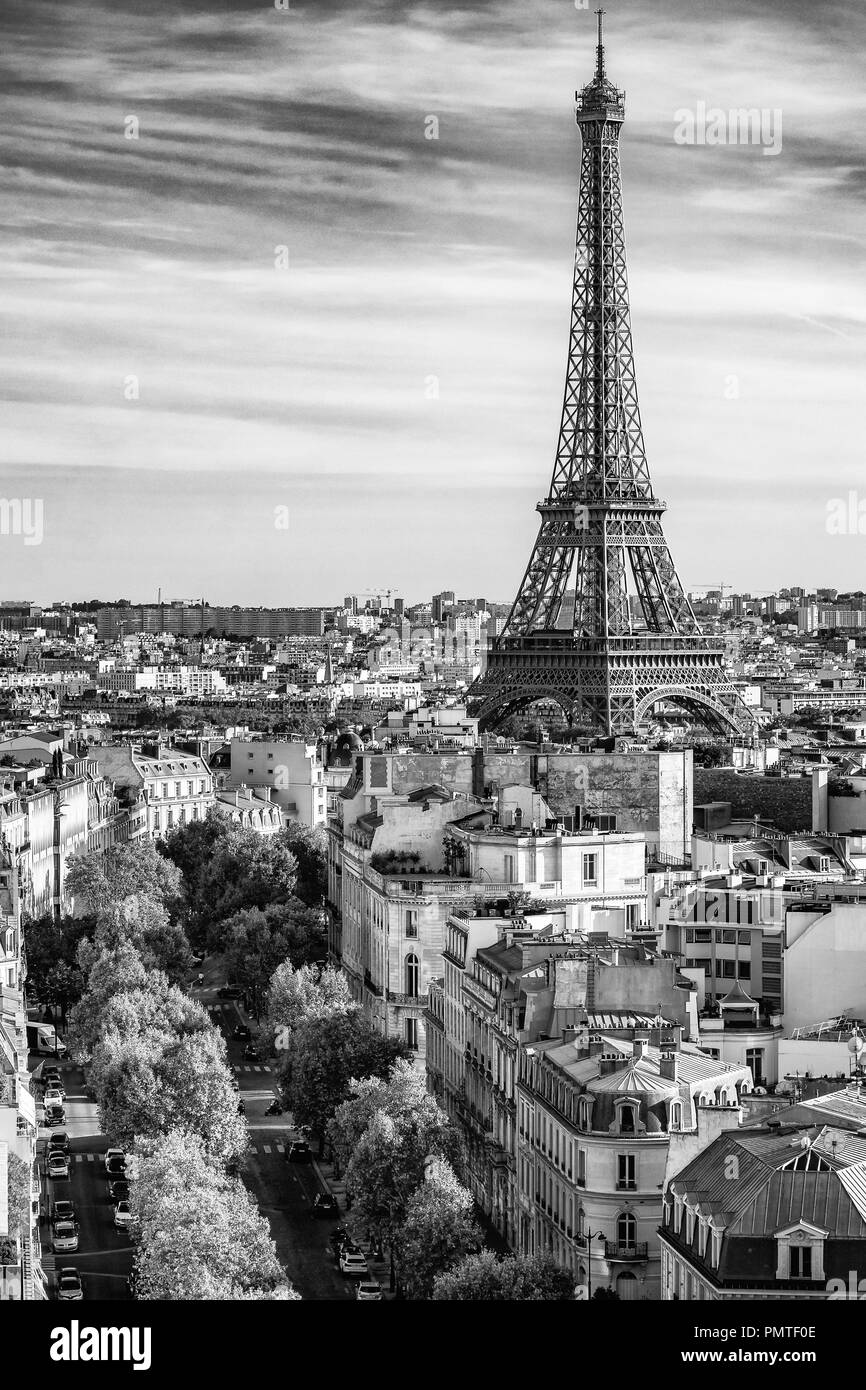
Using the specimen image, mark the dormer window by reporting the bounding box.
[775,1222,827,1281]
[612,1097,641,1135]
[698,1220,708,1258]
[668,1100,684,1131]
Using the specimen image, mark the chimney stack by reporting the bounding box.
[659,1051,679,1082]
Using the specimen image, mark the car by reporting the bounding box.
[47,1132,69,1156]
[104,1148,127,1174]
[243,1042,258,1060]
[57,1267,83,1301]
[44,1107,66,1127]
[232,1024,251,1041]
[339,1250,369,1278]
[42,1068,63,1087]
[53,1199,75,1222]
[286,1141,312,1164]
[52,1219,79,1254]
[356,1281,383,1301]
[217,985,243,1000]
[114,1200,133,1230]
[312,1193,339,1220]
[107,1178,130,1203]
[47,1152,70,1180]
[44,1086,65,1106]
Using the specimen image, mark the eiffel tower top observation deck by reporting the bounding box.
[468,15,754,738]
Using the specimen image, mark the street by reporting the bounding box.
[35,1060,133,1302]
[32,988,361,1302]
[206,994,355,1301]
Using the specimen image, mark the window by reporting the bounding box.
[576,1149,586,1187]
[722,960,736,978]
[405,1017,418,1050]
[161,783,169,799]
[722,929,736,943]
[737,960,751,979]
[405,954,420,997]
[594,814,617,833]
[617,1154,636,1190]
[737,930,751,945]
[685,928,695,944]
[694,929,711,943]
[790,1246,812,1279]
[504,854,515,883]
[582,853,598,886]
[405,909,418,939]
[616,1211,636,1250]
[745,1048,764,1085]
[174,782,182,798]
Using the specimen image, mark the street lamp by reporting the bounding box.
[581,1230,606,1302]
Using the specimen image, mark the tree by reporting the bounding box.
[93,1014,246,1167]
[66,841,184,919]
[282,1012,408,1152]
[68,942,152,1061]
[221,903,327,1017]
[267,961,352,1043]
[280,822,327,904]
[132,1130,298,1300]
[397,1159,482,1300]
[41,960,86,1024]
[432,1251,576,1301]
[78,895,192,985]
[194,827,298,938]
[22,913,94,1005]
[339,1065,465,1264]
[330,1058,463,1183]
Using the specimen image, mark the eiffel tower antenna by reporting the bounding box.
[468,22,753,739]
[595,8,606,79]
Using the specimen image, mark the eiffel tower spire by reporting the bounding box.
[469,23,753,738]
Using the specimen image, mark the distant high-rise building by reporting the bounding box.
[764,594,776,617]
[432,590,456,623]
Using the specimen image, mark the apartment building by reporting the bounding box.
[229,738,327,830]
[0,851,46,1299]
[91,743,214,840]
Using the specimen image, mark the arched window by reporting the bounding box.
[617,1211,636,1250]
[405,953,420,996]
[669,1100,683,1131]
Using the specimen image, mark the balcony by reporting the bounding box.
[362,970,383,998]
[387,991,427,1007]
[604,1241,648,1262]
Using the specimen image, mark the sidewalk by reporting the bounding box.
[312,1152,396,1299]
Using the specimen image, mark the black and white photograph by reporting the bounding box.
[1,0,864,1357]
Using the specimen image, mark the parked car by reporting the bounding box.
[286,1141,312,1164]
[312,1193,339,1220]
[47,1131,69,1156]
[45,1107,66,1127]
[104,1148,127,1174]
[114,1200,133,1230]
[107,1178,130,1203]
[42,1068,63,1088]
[47,1152,70,1180]
[53,1199,75,1222]
[243,1042,258,1060]
[57,1267,83,1301]
[52,1219,79,1254]
[44,1086,65,1107]
[356,1280,383,1301]
[232,1024,251,1041]
[217,985,243,1000]
[339,1249,369,1278]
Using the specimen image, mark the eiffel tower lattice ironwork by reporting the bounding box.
[469,14,754,738]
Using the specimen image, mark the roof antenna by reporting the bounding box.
[595,8,606,79]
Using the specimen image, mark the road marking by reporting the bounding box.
[253,1066,262,1072]
[276,1144,285,1154]
[263,1145,272,1154]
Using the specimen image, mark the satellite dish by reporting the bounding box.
[848,1030,865,1055]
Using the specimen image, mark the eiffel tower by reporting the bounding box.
[469,14,753,738]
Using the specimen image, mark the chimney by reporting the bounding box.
[659,1051,679,1082]
[632,1037,647,1061]
[598,1051,622,1076]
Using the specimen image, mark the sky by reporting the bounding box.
[1,0,864,607]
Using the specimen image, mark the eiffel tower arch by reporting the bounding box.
[469,14,754,739]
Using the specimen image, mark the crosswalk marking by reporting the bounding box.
[276,1144,284,1154]
[253,1066,262,1073]
[263,1145,272,1154]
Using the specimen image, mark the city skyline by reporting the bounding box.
[2,0,864,605]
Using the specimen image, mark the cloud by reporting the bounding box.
[1,0,863,601]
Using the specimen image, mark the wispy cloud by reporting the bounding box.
[1,0,864,602]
